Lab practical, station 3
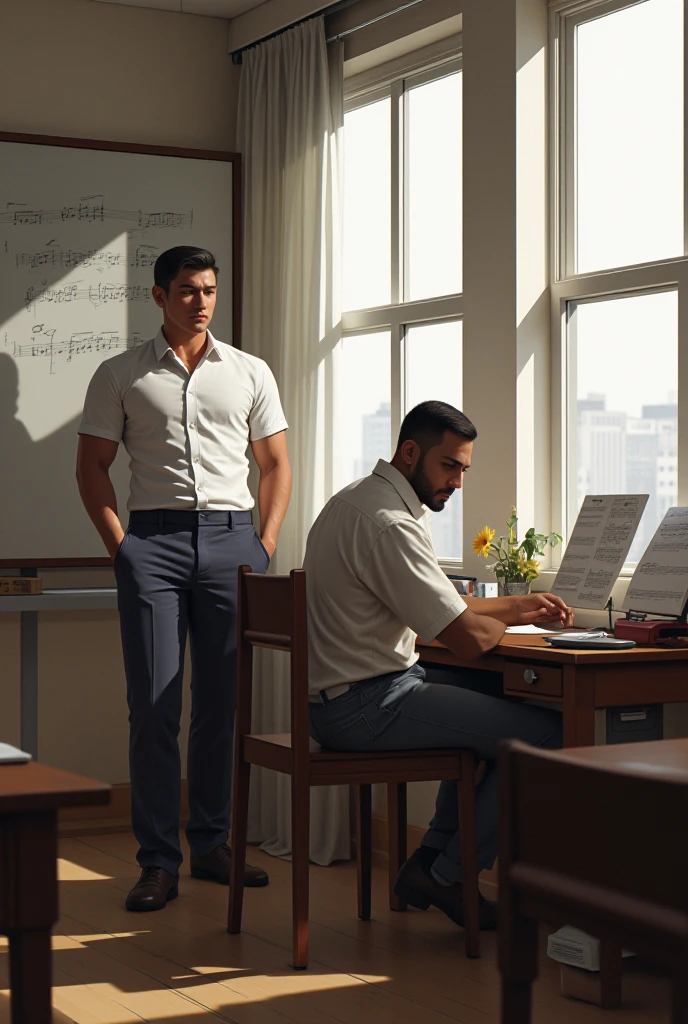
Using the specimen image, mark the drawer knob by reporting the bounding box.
[523,669,538,685]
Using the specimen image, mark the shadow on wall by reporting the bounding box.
[0,351,129,559]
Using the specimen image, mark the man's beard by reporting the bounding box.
[410,457,454,512]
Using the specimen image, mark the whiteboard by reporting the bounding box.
[0,134,238,562]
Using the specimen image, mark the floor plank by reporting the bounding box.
[0,833,671,1024]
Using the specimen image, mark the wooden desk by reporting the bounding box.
[0,762,110,1023]
[417,635,688,746]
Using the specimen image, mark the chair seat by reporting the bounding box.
[243,732,471,785]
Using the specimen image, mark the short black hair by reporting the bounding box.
[154,246,219,293]
[397,401,477,452]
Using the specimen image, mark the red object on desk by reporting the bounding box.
[614,618,688,643]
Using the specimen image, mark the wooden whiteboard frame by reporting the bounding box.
[0,130,243,570]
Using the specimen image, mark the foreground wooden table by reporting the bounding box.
[499,737,688,1019]
[0,762,110,1023]
[418,634,688,746]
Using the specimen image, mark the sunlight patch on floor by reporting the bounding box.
[54,931,149,947]
[53,982,211,1019]
[186,964,254,975]
[57,858,114,882]
[205,971,391,993]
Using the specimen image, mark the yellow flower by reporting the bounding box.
[519,556,541,582]
[473,526,495,558]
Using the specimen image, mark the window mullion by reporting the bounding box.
[563,12,577,277]
[564,301,579,538]
[390,80,403,307]
[678,285,688,507]
[550,295,567,550]
[390,311,404,443]
[684,0,688,255]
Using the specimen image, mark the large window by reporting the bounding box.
[341,57,463,560]
[553,0,686,565]
[568,290,678,562]
[560,0,684,277]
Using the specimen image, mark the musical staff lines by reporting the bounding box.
[15,244,159,271]
[25,281,151,313]
[5,326,145,374]
[2,196,193,230]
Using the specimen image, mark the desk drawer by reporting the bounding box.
[504,662,562,698]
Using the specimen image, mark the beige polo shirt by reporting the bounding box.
[78,329,287,511]
[303,460,466,694]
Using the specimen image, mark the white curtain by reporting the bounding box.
[237,18,350,864]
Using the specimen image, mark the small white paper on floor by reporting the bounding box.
[0,742,32,763]
[505,624,558,635]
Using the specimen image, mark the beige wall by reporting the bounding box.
[0,0,241,784]
[1,0,240,150]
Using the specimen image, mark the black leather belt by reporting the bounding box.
[129,509,253,526]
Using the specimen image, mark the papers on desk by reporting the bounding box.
[551,494,648,609]
[623,507,688,617]
[0,742,31,764]
[505,624,558,635]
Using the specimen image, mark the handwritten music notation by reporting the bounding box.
[15,244,159,271]
[2,196,193,230]
[25,281,151,313]
[5,327,145,374]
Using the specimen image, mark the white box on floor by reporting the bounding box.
[547,927,633,971]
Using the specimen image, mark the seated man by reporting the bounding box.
[303,401,571,930]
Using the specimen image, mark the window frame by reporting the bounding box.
[550,0,688,568]
[342,53,464,565]
[552,0,688,282]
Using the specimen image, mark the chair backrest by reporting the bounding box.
[235,566,311,769]
[499,740,688,958]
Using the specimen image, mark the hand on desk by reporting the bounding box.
[463,593,574,631]
[511,592,574,628]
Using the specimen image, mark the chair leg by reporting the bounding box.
[458,753,481,958]
[599,940,623,1010]
[387,782,407,911]
[672,971,688,1024]
[291,774,310,970]
[499,909,538,1024]
[501,978,536,1024]
[356,784,372,920]
[227,757,251,934]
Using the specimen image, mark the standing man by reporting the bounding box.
[77,246,291,911]
[304,402,569,930]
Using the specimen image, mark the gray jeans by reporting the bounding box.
[309,664,562,884]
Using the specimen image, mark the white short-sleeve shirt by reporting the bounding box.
[302,460,466,694]
[78,329,288,511]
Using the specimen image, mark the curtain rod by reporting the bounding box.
[231,0,426,64]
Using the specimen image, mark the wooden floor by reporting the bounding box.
[0,831,671,1024]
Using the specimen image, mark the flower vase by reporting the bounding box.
[497,580,531,597]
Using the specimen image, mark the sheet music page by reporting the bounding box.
[551,494,648,609]
[623,506,688,617]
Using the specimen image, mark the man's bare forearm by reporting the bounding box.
[463,592,572,627]
[76,467,125,560]
[257,459,292,553]
[463,596,520,624]
[437,609,506,661]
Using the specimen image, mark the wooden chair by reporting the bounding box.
[498,739,688,1023]
[228,566,482,969]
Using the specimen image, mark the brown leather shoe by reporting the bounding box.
[126,867,179,912]
[190,842,269,887]
[393,848,497,930]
